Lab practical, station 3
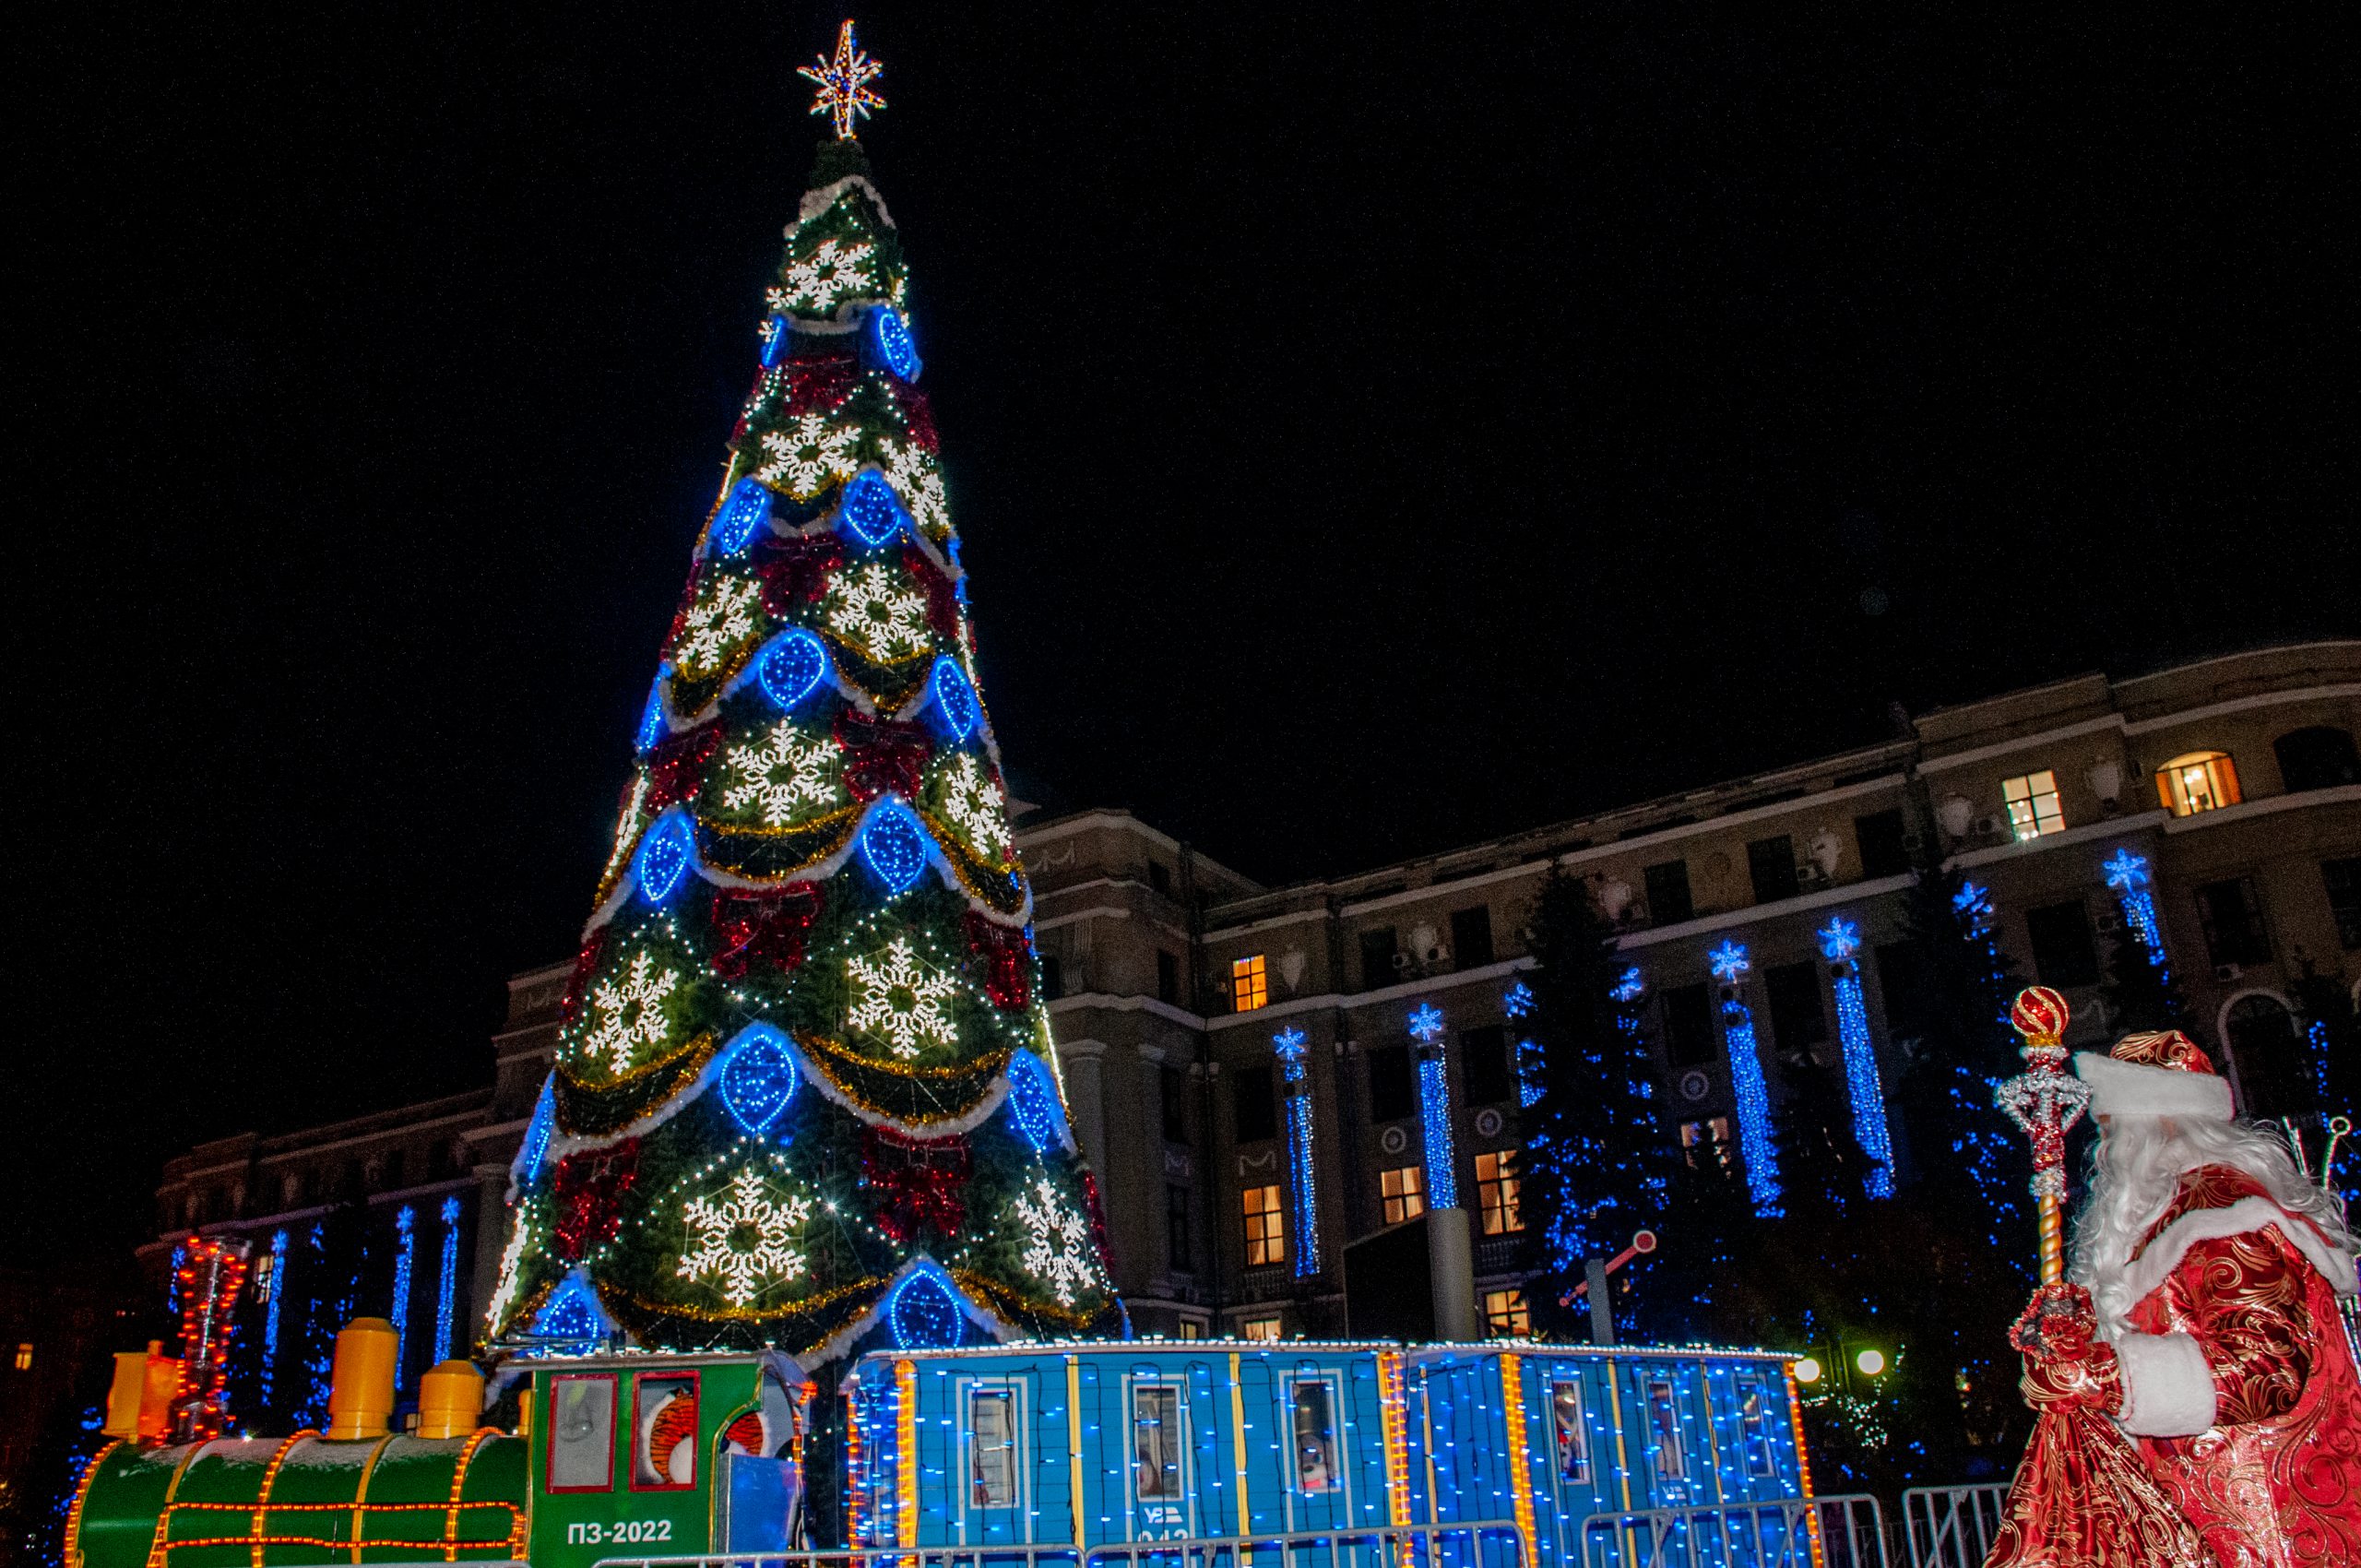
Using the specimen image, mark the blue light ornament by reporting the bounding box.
[760,314,790,368]
[835,469,912,549]
[1003,1049,1069,1153]
[859,800,933,895]
[929,655,979,741]
[711,479,776,555]
[754,628,831,711]
[863,305,922,380]
[635,811,696,904]
[719,1027,801,1137]
[635,671,670,752]
[886,1262,967,1348]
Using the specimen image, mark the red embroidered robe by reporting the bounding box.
[2107,1164,2361,1567]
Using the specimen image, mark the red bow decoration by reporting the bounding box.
[646,724,722,811]
[965,913,1031,1010]
[753,534,847,615]
[560,932,607,1028]
[899,543,963,640]
[860,1126,970,1243]
[552,1139,642,1265]
[711,884,825,980]
[783,353,860,417]
[835,707,932,802]
[896,387,939,453]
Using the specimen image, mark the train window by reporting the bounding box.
[549,1374,617,1491]
[1291,1381,1341,1493]
[633,1372,699,1490]
[1549,1380,1589,1481]
[1133,1385,1182,1501]
[970,1388,1018,1507]
[1645,1380,1684,1479]
[1737,1378,1777,1478]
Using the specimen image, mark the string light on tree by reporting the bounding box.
[799,18,885,141]
[679,1168,813,1307]
[1709,940,1783,1217]
[1818,916,1895,1199]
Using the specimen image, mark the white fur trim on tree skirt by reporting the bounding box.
[2113,1330,2217,1437]
[2122,1194,2360,1304]
[2073,1051,2234,1120]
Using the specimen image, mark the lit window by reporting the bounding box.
[969,1388,1017,1507]
[1242,1183,1286,1265]
[1132,1385,1181,1499]
[12,1343,31,1372]
[1549,1380,1589,1480]
[2001,770,2065,840]
[1179,1320,1204,1341]
[2155,750,2241,817]
[1679,1119,1731,1170]
[1476,1150,1523,1235]
[1646,1379,1686,1479]
[1240,1315,1282,1342]
[1231,955,1270,1013]
[1292,1381,1343,1492]
[1483,1289,1530,1336]
[1380,1165,1427,1225]
[1737,1377,1777,1478]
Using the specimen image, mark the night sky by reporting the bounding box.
[15,5,2354,1263]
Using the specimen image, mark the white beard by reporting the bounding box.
[2070,1115,2353,1337]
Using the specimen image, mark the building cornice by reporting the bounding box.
[2121,683,2361,737]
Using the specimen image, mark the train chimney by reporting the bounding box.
[326,1318,398,1440]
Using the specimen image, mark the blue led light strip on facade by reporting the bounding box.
[1710,942,1782,1217]
[2103,848,2172,979]
[435,1195,461,1361]
[388,1205,416,1387]
[260,1228,288,1408]
[1819,918,1895,1199]
[1275,1028,1319,1277]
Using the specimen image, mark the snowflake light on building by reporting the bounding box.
[581,947,684,1072]
[673,575,764,676]
[770,237,878,315]
[846,936,959,1059]
[755,412,862,498]
[1502,981,1535,1018]
[1012,1175,1100,1308]
[1819,916,1895,1199]
[1408,1003,1445,1043]
[2102,847,2171,975]
[678,1168,812,1307]
[826,562,931,661]
[721,720,844,827]
[941,754,1011,860]
[798,19,885,141]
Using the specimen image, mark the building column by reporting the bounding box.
[468,1162,510,1348]
[1056,1039,1111,1196]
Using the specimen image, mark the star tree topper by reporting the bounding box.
[801,19,885,140]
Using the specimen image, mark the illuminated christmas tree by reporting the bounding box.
[485,22,1121,1360]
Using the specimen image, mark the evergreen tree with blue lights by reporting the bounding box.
[485,24,1120,1366]
[1514,872,1679,1334]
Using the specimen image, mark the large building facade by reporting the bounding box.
[145,641,2360,1368]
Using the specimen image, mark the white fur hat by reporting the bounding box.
[2075,1030,2235,1121]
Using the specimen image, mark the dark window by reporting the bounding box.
[2225,994,2308,1118]
[1233,1063,1277,1143]
[1157,950,1180,1005]
[1854,809,1910,878]
[1366,1044,1416,1123]
[1148,860,1174,895]
[1643,861,1693,925]
[2325,858,2361,950]
[1460,1025,1513,1105]
[1748,837,1799,904]
[2195,878,2272,967]
[1038,954,1064,1001]
[2025,899,2101,987]
[2274,727,2361,792]
[1160,1065,1187,1142]
[1358,928,1398,990]
[425,1142,451,1181]
[1661,982,1716,1069]
[1165,1183,1192,1271]
[383,1149,405,1189]
[1451,907,1495,968]
[1764,962,1829,1054]
[1874,941,1936,1041]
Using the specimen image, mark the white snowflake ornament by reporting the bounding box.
[845,936,959,1059]
[678,1168,813,1307]
[825,563,931,662]
[755,413,862,498]
[769,238,877,317]
[881,439,950,533]
[941,754,1012,861]
[720,721,845,827]
[673,575,764,678]
[579,948,685,1074]
[1012,1175,1104,1308]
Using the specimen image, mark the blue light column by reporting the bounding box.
[1710,941,1782,1217]
[1275,1028,1320,1277]
[1410,1004,1459,1210]
[388,1205,417,1387]
[434,1194,462,1361]
[2103,849,2172,979]
[1818,918,1895,1199]
[260,1228,288,1408]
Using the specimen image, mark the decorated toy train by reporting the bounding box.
[68,1332,1809,1567]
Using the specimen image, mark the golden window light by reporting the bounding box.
[1381,1165,1427,1225]
[1242,1182,1286,1265]
[1476,1149,1524,1235]
[2155,750,2240,817]
[1231,954,1269,1012]
[1482,1288,1530,1336]
[2001,769,2065,840]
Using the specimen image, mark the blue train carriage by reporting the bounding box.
[843,1341,1421,1560]
[523,1349,808,1567]
[1403,1342,1809,1568]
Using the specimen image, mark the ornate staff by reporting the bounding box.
[1995,986,2088,1284]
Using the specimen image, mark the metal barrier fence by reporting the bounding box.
[596,1521,1529,1568]
[1576,1494,1888,1568]
[1898,1484,2009,1568]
